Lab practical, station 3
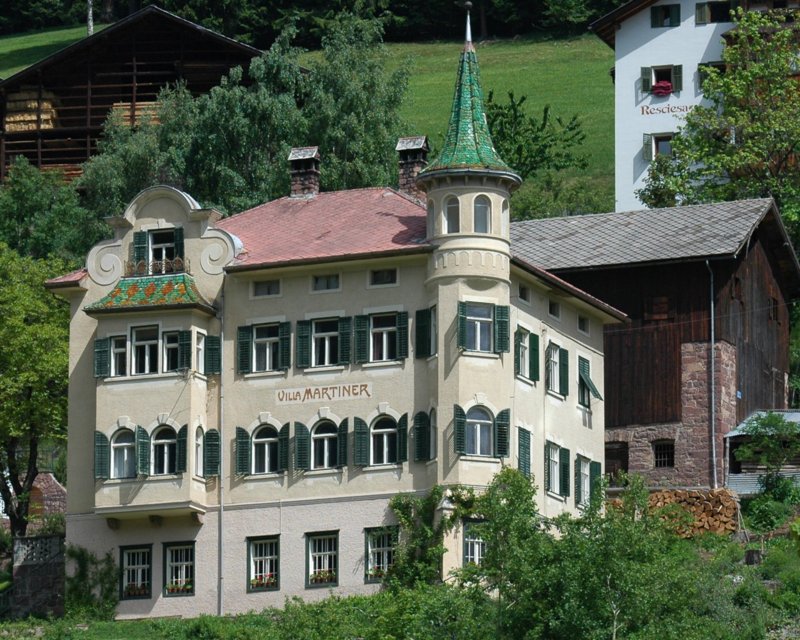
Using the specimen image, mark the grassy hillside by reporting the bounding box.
[0,27,615,205]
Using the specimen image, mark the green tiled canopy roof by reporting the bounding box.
[421,39,516,176]
[85,273,213,313]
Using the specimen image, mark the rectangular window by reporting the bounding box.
[132,326,159,375]
[465,303,493,352]
[545,342,568,395]
[548,300,561,319]
[577,315,590,335]
[769,297,780,322]
[248,537,279,591]
[110,336,127,377]
[312,274,340,292]
[651,4,680,27]
[365,527,397,582]
[518,330,529,377]
[463,522,486,566]
[654,441,675,468]
[547,443,560,494]
[307,532,338,587]
[164,543,194,596]
[253,279,280,297]
[121,546,151,600]
[196,333,205,375]
[578,356,603,408]
[545,441,571,498]
[518,284,530,303]
[163,331,180,372]
[131,228,184,276]
[149,230,177,274]
[641,65,683,95]
[370,314,398,361]
[695,1,737,24]
[430,305,437,356]
[313,319,340,366]
[576,456,591,507]
[369,268,397,286]
[254,324,281,372]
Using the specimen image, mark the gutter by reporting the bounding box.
[706,259,718,489]
[217,276,226,616]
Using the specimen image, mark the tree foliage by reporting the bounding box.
[735,411,800,499]
[79,14,409,216]
[0,245,69,536]
[638,9,800,244]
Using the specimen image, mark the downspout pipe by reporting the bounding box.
[706,260,718,489]
[217,277,225,616]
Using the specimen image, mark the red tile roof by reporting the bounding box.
[45,268,88,288]
[217,188,429,270]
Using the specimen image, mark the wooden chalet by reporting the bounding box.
[0,5,260,180]
[512,199,800,488]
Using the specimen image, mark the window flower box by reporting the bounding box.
[166,581,192,595]
[124,583,149,597]
[651,80,673,96]
[250,573,278,590]
[366,567,386,581]
[309,569,336,585]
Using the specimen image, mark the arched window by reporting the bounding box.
[111,429,135,479]
[473,195,491,233]
[429,408,437,460]
[195,427,204,476]
[466,407,493,456]
[253,425,279,474]
[372,416,398,465]
[445,197,460,234]
[311,421,338,469]
[152,426,177,475]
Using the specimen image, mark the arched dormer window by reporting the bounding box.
[473,196,491,233]
[111,429,135,479]
[445,197,460,234]
[311,421,339,469]
[152,426,177,475]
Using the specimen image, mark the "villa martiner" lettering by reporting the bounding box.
[276,383,373,405]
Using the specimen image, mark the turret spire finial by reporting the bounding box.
[465,1,473,46]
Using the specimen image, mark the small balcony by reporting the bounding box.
[125,256,190,277]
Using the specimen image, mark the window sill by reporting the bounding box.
[459,455,501,464]
[306,581,338,589]
[361,463,403,473]
[103,477,139,484]
[545,490,567,502]
[244,370,286,379]
[163,591,194,598]
[461,350,500,360]
[247,585,279,593]
[304,468,342,477]
[361,360,402,369]
[101,372,183,383]
[516,375,535,388]
[304,365,346,373]
[546,389,567,401]
[246,472,285,480]
[577,404,592,414]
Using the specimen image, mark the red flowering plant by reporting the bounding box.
[651,80,673,96]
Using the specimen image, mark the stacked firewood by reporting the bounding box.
[648,488,738,537]
[4,88,58,132]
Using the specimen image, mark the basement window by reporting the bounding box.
[653,440,675,468]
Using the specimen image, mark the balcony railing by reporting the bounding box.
[125,257,190,277]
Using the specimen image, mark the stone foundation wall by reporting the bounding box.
[11,535,64,618]
[606,340,737,488]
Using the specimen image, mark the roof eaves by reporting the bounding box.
[589,0,659,49]
[225,245,432,273]
[86,301,216,316]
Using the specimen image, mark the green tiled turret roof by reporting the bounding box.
[421,13,517,178]
[85,273,214,314]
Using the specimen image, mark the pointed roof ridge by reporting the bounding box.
[419,6,519,182]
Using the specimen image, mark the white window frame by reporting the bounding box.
[253,323,280,372]
[311,273,340,293]
[164,543,194,595]
[131,325,159,375]
[465,406,493,457]
[577,314,590,336]
[473,195,491,233]
[465,302,493,352]
[548,300,561,320]
[111,429,135,479]
[518,329,530,379]
[371,416,398,465]
[547,443,561,495]
[312,318,339,367]
[149,229,176,275]
[308,532,338,587]
[110,335,127,377]
[163,331,180,373]
[121,547,151,599]
[546,342,561,394]
[445,197,460,234]
[195,332,206,375]
[366,528,396,582]
[249,537,279,590]
[252,425,279,474]
[194,427,203,477]
[370,313,398,362]
[311,421,338,470]
[463,522,486,566]
[577,456,591,507]
[152,425,177,475]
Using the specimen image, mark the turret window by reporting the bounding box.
[473,196,491,233]
[445,197,460,234]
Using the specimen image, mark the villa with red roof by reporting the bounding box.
[48,12,624,618]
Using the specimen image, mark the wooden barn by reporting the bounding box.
[0,5,260,180]
[511,199,800,488]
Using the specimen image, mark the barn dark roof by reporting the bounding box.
[510,198,800,296]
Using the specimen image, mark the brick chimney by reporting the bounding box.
[288,146,320,198]
[396,136,429,199]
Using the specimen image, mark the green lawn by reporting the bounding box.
[0,26,615,202]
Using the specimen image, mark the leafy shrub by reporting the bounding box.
[744,494,792,533]
[64,545,119,620]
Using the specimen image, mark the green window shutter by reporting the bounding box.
[178,330,192,370]
[669,4,680,26]
[454,404,466,455]
[94,432,109,480]
[338,316,352,365]
[136,426,150,477]
[650,6,659,27]
[529,334,540,381]
[173,227,184,260]
[296,320,311,369]
[514,330,522,375]
[203,429,220,477]
[397,312,409,359]
[413,411,430,461]
[559,447,571,498]
[415,308,430,358]
[457,301,467,349]
[559,347,569,396]
[235,426,250,475]
[278,322,291,370]
[579,357,603,400]
[133,231,148,264]
[494,409,510,458]
[574,456,582,507]
[671,64,683,92]
[176,425,187,473]
[354,418,369,466]
[544,442,552,492]
[398,413,408,463]
[278,423,290,472]
[337,419,348,468]
[295,422,310,471]
[643,133,654,162]
[493,305,510,353]
[94,337,110,378]
[237,326,252,374]
[590,461,602,501]
[205,336,221,374]
[696,3,709,24]
[354,315,369,363]
[518,428,530,478]
[641,66,652,93]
